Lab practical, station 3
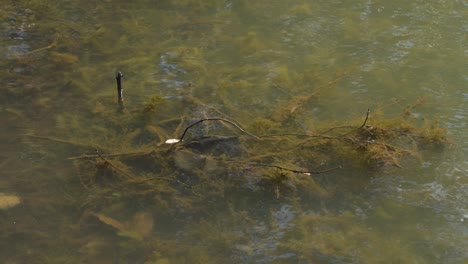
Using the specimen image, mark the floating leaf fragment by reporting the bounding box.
[91,212,126,231]
[130,212,154,239]
[165,138,180,144]
[90,211,154,240]
[0,193,21,210]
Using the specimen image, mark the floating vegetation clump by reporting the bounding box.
[64,95,447,213]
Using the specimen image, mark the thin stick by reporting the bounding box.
[334,108,371,137]
[25,35,58,55]
[359,108,371,128]
[259,133,312,138]
[166,118,259,152]
[317,125,357,136]
[226,160,341,175]
[179,118,259,141]
[116,71,124,109]
[68,150,151,160]
[25,134,100,149]
[296,134,356,148]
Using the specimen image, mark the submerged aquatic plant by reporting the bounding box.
[66,102,447,218]
[0,1,456,263]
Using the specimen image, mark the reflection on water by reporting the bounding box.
[0,0,466,263]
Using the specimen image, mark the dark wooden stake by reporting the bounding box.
[116,71,124,108]
[359,108,370,128]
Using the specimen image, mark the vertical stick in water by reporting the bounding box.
[116,71,124,108]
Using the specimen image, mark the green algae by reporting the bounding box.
[0,0,462,263]
[278,210,430,263]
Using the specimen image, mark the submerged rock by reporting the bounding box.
[6,43,30,59]
[173,136,242,173]
[181,135,242,156]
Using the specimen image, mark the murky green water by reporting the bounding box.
[1,1,466,263]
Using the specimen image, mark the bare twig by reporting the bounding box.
[68,150,151,160]
[259,133,312,138]
[260,108,370,139]
[226,160,341,175]
[25,134,101,149]
[330,108,371,137]
[297,134,355,147]
[25,35,58,55]
[317,108,370,136]
[359,108,371,128]
[116,71,124,110]
[166,118,258,152]
[94,149,135,179]
[179,118,259,142]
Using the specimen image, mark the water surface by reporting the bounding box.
[0,1,466,263]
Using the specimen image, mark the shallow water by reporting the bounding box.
[0,1,466,263]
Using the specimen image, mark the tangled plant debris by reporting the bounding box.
[62,74,447,210]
